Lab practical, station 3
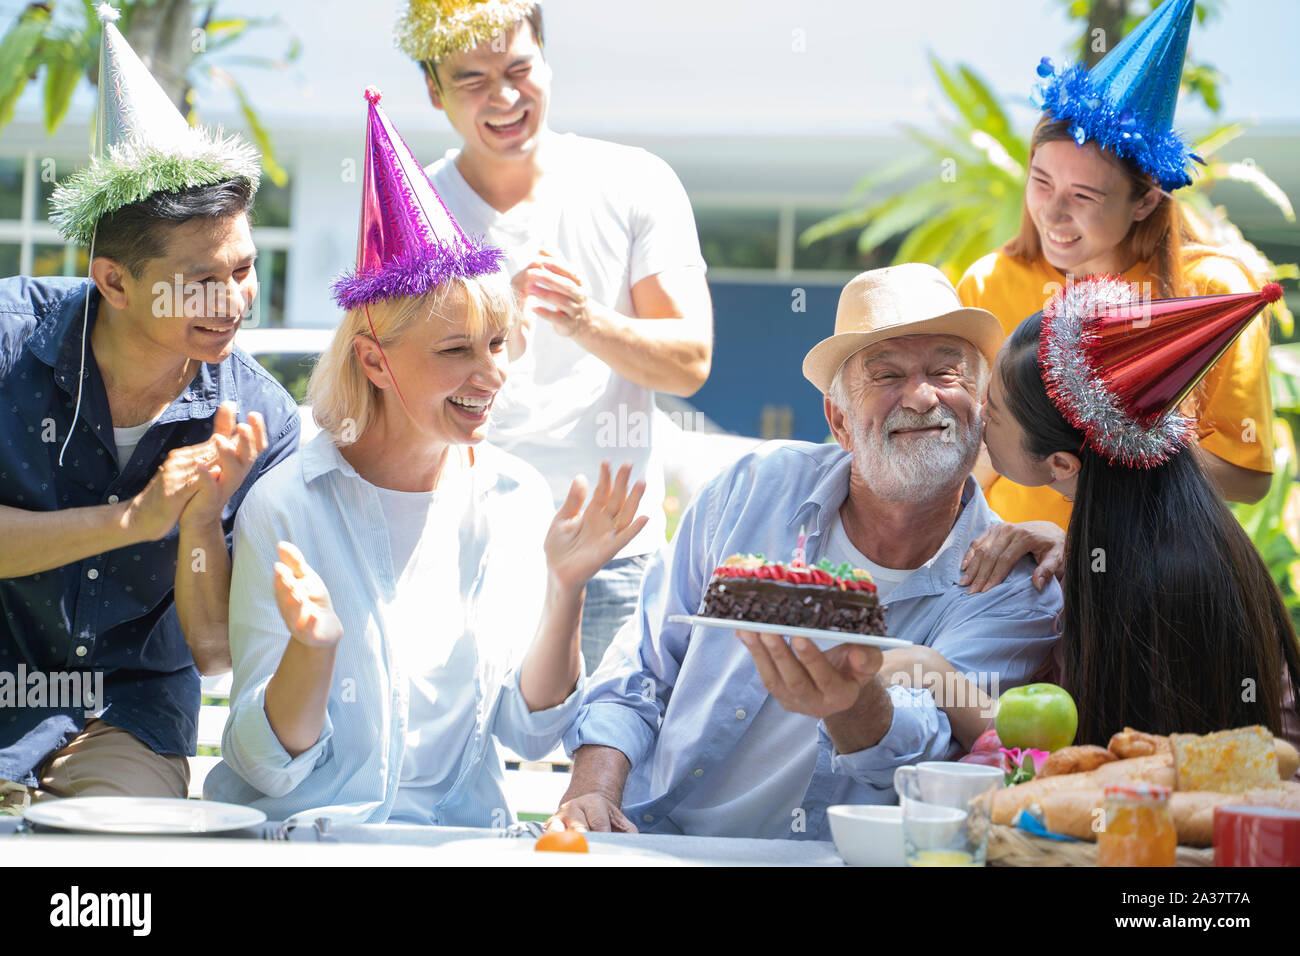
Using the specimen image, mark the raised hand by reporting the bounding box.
[180,402,270,528]
[272,541,343,648]
[544,462,649,592]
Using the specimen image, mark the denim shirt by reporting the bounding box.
[203,433,585,826]
[0,276,300,784]
[564,441,1063,841]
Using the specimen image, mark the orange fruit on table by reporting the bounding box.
[535,829,589,853]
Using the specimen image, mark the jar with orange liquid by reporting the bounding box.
[1097,783,1177,867]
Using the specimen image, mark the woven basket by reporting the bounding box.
[986,824,1215,867]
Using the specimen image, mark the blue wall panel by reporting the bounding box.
[690,279,845,442]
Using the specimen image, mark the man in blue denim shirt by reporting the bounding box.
[0,181,299,802]
[551,264,1062,841]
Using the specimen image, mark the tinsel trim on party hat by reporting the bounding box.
[1038,276,1196,468]
[49,130,262,245]
[396,0,537,63]
[332,241,504,311]
[1033,59,1196,192]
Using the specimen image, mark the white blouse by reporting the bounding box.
[205,432,584,826]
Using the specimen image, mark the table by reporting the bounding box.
[0,816,845,866]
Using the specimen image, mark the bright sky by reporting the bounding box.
[6,0,1298,137]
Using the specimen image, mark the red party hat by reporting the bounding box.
[1039,276,1282,467]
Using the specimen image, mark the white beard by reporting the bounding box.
[853,404,982,502]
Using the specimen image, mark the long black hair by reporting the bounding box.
[1001,313,1300,744]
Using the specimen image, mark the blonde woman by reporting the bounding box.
[203,90,647,825]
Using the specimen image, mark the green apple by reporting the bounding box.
[994,683,1078,752]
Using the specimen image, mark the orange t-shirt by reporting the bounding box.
[957,250,1275,529]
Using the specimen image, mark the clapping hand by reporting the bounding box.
[125,402,268,540]
[181,402,269,528]
[272,542,343,649]
[514,249,594,338]
[545,462,649,592]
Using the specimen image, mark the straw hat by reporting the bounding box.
[802,263,1003,394]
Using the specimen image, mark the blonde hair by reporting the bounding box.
[308,272,518,441]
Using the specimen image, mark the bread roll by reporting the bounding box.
[992,755,1174,824]
[1007,781,1300,846]
[1108,729,1169,759]
[1039,745,1116,777]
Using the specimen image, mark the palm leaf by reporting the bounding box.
[0,6,51,132]
[847,154,929,200]
[957,64,1028,167]
[1192,122,1245,159]
[929,55,983,133]
[895,202,984,264]
[223,72,288,188]
[42,47,83,135]
[856,185,952,253]
[1195,162,1295,222]
[800,198,892,247]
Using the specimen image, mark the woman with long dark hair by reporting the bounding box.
[887,279,1300,754]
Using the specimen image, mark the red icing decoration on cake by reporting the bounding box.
[710,561,876,593]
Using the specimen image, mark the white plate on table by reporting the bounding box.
[24,797,265,835]
[669,614,912,650]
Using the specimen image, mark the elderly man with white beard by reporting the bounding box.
[546,264,1063,841]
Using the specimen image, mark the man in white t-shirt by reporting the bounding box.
[397,1,713,672]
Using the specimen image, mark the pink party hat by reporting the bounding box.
[332,88,503,310]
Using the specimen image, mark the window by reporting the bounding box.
[694,207,780,271]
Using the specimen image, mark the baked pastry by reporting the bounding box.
[698,554,886,635]
[1171,726,1283,793]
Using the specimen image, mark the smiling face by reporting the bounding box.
[828,334,985,502]
[117,212,257,365]
[425,21,550,165]
[1025,140,1161,278]
[356,284,511,450]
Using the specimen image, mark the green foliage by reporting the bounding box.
[0,0,299,185]
[226,73,287,188]
[799,56,1027,283]
[1230,411,1300,629]
[0,5,50,129]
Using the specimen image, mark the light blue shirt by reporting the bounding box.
[564,441,1063,841]
[204,432,584,826]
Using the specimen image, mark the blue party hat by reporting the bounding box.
[1032,0,1198,191]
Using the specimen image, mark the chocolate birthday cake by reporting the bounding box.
[699,553,886,635]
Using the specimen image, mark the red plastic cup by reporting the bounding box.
[1213,806,1300,867]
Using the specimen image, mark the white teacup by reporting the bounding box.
[827,804,905,867]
